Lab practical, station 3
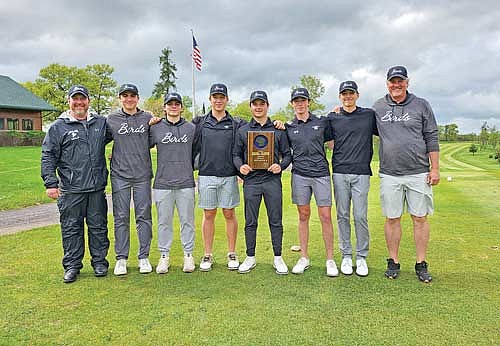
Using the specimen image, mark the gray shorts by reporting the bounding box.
[198,175,240,209]
[379,173,434,218]
[291,173,332,206]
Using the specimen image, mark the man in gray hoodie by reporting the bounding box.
[106,84,153,276]
[149,92,196,273]
[372,66,440,283]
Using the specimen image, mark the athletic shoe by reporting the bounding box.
[273,256,289,275]
[183,254,195,273]
[340,257,353,275]
[156,255,170,274]
[238,256,256,274]
[291,257,310,274]
[326,259,339,277]
[227,252,239,270]
[385,258,400,279]
[114,259,127,276]
[199,254,214,272]
[415,261,432,283]
[355,258,369,277]
[138,258,152,274]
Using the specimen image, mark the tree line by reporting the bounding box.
[23,47,327,123]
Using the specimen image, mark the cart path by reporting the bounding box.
[0,195,113,236]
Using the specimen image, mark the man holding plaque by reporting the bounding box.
[285,87,339,277]
[233,91,292,274]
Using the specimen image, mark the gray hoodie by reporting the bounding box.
[149,118,196,190]
[372,93,439,176]
[106,108,153,182]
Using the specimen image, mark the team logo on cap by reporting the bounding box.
[255,92,264,97]
[392,69,403,74]
[214,86,224,91]
[74,87,84,92]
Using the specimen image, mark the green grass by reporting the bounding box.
[0,145,157,210]
[0,143,499,345]
[0,146,48,210]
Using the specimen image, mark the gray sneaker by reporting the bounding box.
[385,258,400,279]
[415,261,432,283]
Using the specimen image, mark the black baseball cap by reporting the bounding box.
[209,83,228,97]
[250,90,268,104]
[119,83,139,95]
[387,66,408,80]
[339,81,358,93]
[68,85,89,99]
[291,87,310,101]
[164,92,183,105]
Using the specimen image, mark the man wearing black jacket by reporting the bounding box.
[233,91,292,274]
[193,84,242,271]
[41,85,110,283]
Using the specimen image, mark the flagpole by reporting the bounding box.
[191,29,196,118]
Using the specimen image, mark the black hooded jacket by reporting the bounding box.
[41,111,111,193]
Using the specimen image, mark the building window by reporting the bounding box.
[22,119,33,131]
[7,118,19,130]
[0,118,4,130]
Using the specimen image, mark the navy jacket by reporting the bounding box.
[41,111,110,193]
[193,111,244,177]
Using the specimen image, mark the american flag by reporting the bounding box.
[192,34,202,71]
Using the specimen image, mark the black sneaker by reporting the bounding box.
[415,261,432,283]
[385,258,400,279]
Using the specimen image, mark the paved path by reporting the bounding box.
[0,196,113,236]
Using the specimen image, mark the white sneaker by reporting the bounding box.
[273,256,289,275]
[114,259,127,276]
[356,258,369,277]
[341,257,353,275]
[156,255,170,274]
[138,258,152,274]
[227,252,239,270]
[183,254,195,273]
[238,256,256,274]
[199,254,214,272]
[326,259,339,277]
[292,257,310,274]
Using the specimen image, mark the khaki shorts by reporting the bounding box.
[379,173,434,218]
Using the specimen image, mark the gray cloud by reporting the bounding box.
[2,0,500,132]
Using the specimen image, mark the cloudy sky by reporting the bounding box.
[2,0,500,133]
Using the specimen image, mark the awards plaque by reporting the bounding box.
[248,131,274,170]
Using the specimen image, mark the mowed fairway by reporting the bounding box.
[0,143,499,345]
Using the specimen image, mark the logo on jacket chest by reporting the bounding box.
[68,130,80,140]
[381,111,411,122]
[118,123,146,135]
[161,132,189,144]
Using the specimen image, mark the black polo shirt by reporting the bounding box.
[328,106,378,175]
[285,113,333,178]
